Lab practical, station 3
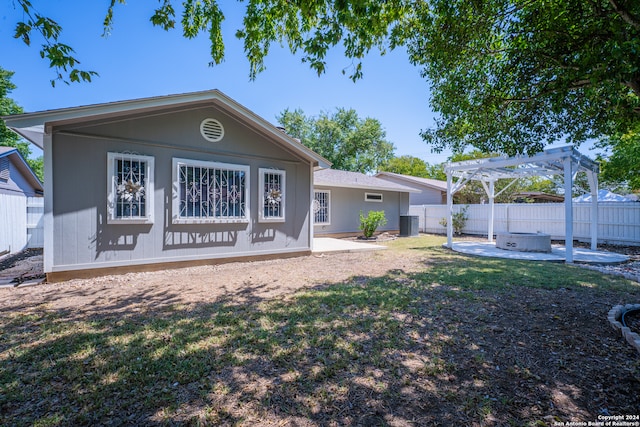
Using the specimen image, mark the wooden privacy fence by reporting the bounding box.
[0,194,43,254]
[409,202,640,246]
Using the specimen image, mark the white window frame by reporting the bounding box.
[107,152,154,224]
[259,168,286,223]
[313,190,331,225]
[365,192,383,203]
[172,157,250,224]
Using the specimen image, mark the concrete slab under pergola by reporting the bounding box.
[444,146,599,263]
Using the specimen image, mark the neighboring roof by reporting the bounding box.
[573,189,635,202]
[314,169,420,193]
[2,89,331,169]
[0,147,44,193]
[513,191,565,203]
[375,171,447,192]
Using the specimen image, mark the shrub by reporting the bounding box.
[359,210,387,238]
[439,205,469,235]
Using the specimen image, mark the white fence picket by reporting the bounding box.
[0,193,28,254]
[409,203,640,246]
[0,195,43,254]
[26,197,44,249]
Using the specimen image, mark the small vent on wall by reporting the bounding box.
[200,118,224,142]
[0,157,9,182]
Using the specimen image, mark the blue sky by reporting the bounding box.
[1,1,452,163]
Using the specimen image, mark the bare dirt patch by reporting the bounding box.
[0,247,427,313]
[1,236,639,426]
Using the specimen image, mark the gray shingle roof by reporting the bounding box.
[375,172,447,191]
[0,146,17,156]
[314,169,420,193]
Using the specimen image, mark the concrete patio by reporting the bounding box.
[313,238,387,254]
[450,241,629,264]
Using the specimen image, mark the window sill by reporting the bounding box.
[172,218,250,225]
[258,218,286,223]
[107,218,154,225]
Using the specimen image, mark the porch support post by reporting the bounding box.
[563,156,574,263]
[43,131,54,274]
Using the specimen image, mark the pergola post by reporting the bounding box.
[587,170,599,250]
[563,156,574,263]
[446,171,453,248]
[488,180,495,243]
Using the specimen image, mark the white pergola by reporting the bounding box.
[444,146,600,263]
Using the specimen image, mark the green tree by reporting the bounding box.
[424,162,447,181]
[11,0,400,85]
[598,127,640,191]
[11,1,640,176]
[405,1,640,156]
[278,108,394,173]
[525,177,560,196]
[0,67,43,181]
[1,68,24,148]
[379,155,429,177]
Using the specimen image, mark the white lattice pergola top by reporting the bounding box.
[443,145,600,263]
[445,146,599,181]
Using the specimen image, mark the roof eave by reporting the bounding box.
[375,172,447,192]
[314,181,420,193]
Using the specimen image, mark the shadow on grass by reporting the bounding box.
[1,256,639,426]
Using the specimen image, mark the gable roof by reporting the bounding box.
[375,171,447,192]
[314,169,420,193]
[0,147,44,193]
[2,89,331,169]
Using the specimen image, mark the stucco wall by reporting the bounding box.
[49,105,313,272]
[313,186,409,235]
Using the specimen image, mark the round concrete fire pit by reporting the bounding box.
[496,232,551,253]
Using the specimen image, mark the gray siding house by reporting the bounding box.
[313,169,418,236]
[0,147,43,254]
[375,172,447,205]
[4,90,329,280]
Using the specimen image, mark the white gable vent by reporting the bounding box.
[200,118,224,142]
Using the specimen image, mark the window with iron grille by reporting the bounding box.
[259,168,285,222]
[313,190,330,225]
[107,153,154,223]
[172,158,249,223]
